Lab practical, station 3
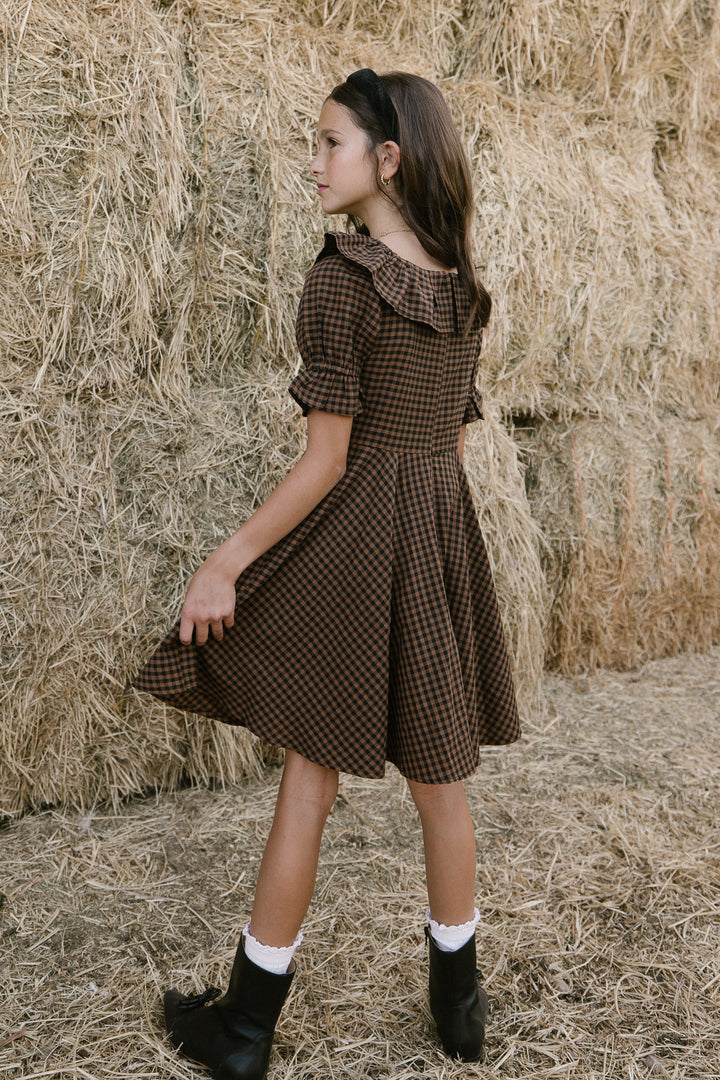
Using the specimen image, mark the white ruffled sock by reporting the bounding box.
[427,907,480,953]
[242,922,303,975]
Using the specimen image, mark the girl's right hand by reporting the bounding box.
[177,410,353,647]
[179,559,237,646]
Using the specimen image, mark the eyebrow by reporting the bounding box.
[318,128,343,138]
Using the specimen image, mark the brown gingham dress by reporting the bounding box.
[134,232,520,783]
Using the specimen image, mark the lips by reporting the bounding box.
[317,184,328,192]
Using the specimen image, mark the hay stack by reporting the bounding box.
[456,0,720,128]
[452,3,720,672]
[452,77,720,422]
[513,410,720,672]
[1,0,718,816]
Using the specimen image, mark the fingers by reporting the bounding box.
[179,613,196,646]
[179,614,233,646]
[209,612,235,640]
[179,610,210,646]
[178,578,236,646]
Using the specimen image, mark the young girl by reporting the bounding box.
[135,68,520,1079]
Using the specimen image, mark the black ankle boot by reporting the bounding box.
[426,927,488,1061]
[163,938,294,1080]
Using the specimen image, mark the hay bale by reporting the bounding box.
[454,0,720,135]
[2,0,719,815]
[450,77,720,421]
[0,0,276,817]
[464,405,549,715]
[0,0,544,818]
[515,410,720,673]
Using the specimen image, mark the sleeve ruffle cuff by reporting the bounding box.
[462,386,484,425]
[288,364,363,417]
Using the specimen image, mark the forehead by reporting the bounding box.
[317,99,363,137]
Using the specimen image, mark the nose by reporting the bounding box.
[310,150,322,176]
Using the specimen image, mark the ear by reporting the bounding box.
[378,140,401,180]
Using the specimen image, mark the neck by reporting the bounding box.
[357,202,408,240]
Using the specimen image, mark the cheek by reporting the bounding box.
[328,157,348,184]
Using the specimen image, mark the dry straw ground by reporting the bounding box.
[2,648,719,1079]
[2,0,720,813]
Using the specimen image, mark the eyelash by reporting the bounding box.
[313,137,338,155]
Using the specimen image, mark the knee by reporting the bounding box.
[407,778,467,825]
[281,751,338,819]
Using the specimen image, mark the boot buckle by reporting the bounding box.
[178,987,222,1010]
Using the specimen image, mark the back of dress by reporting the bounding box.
[291,232,484,457]
[134,231,519,785]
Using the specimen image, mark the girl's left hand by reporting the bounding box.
[179,560,237,646]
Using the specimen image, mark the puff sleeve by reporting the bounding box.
[289,254,380,417]
[462,350,484,425]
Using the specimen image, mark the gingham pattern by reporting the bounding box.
[134,232,520,783]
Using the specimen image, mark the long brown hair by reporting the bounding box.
[328,71,491,331]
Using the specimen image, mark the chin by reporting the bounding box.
[321,197,344,215]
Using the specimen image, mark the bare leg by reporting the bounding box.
[407,778,476,926]
[249,748,339,947]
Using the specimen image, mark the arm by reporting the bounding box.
[457,425,466,463]
[179,409,353,645]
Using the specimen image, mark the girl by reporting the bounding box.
[135,68,520,1079]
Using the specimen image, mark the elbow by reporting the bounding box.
[330,458,347,485]
[321,455,347,492]
[303,450,347,491]
[302,443,348,491]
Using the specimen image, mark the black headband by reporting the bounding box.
[346,68,400,144]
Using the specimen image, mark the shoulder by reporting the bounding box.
[295,235,383,359]
[301,234,381,314]
[307,232,378,284]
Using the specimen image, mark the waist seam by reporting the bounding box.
[349,441,459,459]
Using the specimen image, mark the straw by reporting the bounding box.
[1,647,718,1078]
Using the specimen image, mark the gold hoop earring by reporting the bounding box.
[380,173,391,187]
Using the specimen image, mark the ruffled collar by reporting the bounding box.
[317,231,473,334]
